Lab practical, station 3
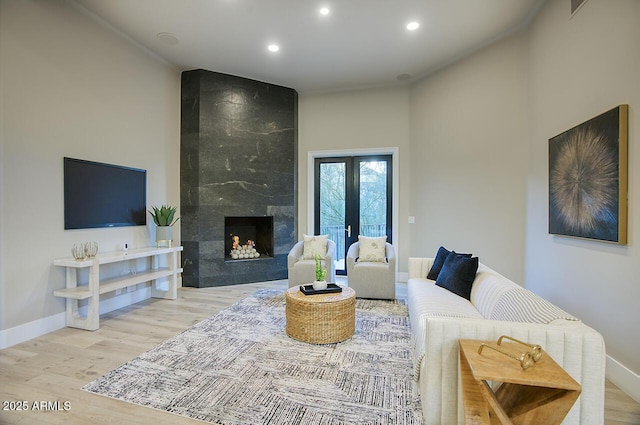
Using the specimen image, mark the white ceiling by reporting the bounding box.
[71,0,546,93]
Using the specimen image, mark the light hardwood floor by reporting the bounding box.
[0,280,638,425]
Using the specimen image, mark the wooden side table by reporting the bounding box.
[459,339,581,425]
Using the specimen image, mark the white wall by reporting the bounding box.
[526,0,640,387]
[298,86,411,272]
[0,1,180,335]
[409,32,529,283]
[408,0,639,397]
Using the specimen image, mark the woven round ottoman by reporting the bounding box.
[285,285,356,344]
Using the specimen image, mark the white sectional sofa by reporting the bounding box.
[407,256,606,425]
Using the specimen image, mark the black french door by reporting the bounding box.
[314,155,392,275]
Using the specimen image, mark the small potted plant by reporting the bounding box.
[148,205,180,247]
[313,254,328,290]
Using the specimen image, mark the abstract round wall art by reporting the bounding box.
[549,105,628,244]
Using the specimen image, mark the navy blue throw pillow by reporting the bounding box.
[435,252,479,300]
[427,246,471,280]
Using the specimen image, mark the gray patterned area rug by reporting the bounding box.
[83,289,423,425]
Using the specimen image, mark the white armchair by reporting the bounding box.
[287,239,337,287]
[346,242,396,299]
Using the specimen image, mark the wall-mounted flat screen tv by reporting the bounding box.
[64,157,147,229]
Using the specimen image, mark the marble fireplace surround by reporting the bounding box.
[180,69,298,287]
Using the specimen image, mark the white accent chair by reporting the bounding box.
[346,242,396,299]
[287,239,337,287]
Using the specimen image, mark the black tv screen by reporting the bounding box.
[64,157,147,229]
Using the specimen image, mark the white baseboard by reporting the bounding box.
[98,286,151,318]
[607,354,640,403]
[0,312,66,349]
[0,287,151,350]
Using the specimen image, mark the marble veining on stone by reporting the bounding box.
[181,69,298,287]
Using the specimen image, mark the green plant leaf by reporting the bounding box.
[314,254,327,281]
[148,205,180,227]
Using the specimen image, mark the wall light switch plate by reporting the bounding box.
[408,216,415,224]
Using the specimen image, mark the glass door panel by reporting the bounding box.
[358,160,389,238]
[317,161,348,274]
[315,155,391,275]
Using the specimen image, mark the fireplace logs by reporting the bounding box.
[229,237,261,260]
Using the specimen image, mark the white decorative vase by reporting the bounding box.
[156,226,173,247]
[312,280,328,291]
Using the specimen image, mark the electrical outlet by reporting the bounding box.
[408,216,415,224]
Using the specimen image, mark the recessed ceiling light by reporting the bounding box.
[319,7,330,16]
[268,44,280,52]
[406,22,420,31]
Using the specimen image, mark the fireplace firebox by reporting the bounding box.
[225,216,274,261]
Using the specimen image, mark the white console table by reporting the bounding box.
[53,246,183,330]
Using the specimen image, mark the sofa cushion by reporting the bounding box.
[302,234,327,259]
[427,246,471,280]
[357,235,387,262]
[470,263,521,318]
[490,287,579,324]
[435,253,479,300]
[408,279,484,327]
[407,278,484,375]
